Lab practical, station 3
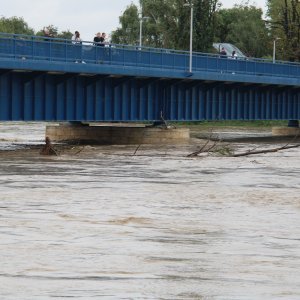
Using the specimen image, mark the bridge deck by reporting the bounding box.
[1,33,300,86]
[0,33,299,122]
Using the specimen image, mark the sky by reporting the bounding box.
[1,0,267,41]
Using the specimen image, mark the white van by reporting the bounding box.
[213,43,246,59]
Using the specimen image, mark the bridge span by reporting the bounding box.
[0,33,300,122]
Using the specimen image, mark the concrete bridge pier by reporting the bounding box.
[288,120,299,128]
[272,120,300,136]
[45,123,190,145]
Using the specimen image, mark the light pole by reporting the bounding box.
[273,37,281,63]
[139,11,150,48]
[184,2,194,73]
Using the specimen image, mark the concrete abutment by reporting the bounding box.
[272,120,300,136]
[46,123,190,145]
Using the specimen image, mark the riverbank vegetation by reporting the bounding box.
[176,120,288,128]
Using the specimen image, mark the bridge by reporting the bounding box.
[0,33,300,122]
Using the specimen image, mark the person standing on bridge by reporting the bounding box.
[94,32,102,46]
[220,47,227,58]
[100,32,106,46]
[72,31,85,63]
[72,31,82,44]
[43,28,54,41]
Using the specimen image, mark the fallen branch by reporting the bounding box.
[40,137,58,156]
[187,131,222,157]
[187,139,210,157]
[232,143,300,157]
[133,144,142,156]
[73,146,85,155]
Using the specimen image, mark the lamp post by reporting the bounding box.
[273,37,281,63]
[184,2,194,73]
[139,11,150,48]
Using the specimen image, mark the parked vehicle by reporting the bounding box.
[213,43,246,59]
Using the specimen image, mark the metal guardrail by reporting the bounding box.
[0,32,300,79]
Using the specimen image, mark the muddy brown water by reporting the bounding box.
[0,123,300,299]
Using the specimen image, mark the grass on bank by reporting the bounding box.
[175,120,290,128]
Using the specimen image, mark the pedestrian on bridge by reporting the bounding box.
[220,47,227,58]
[100,33,106,46]
[94,32,102,46]
[43,28,53,41]
[72,31,85,63]
[72,31,82,44]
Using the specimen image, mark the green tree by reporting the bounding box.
[111,4,140,45]
[193,0,220,52]
[36,25,73,40]
[214,4,271,57]
[0,16,34,35]
[266,0,300,61]
[57,30,73,40]
[111,0,220,52]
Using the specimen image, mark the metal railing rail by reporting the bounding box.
[0,32,300,79]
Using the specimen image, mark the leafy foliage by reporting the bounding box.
[266,0,300,61]
[0,17,72,40]
[111,1,271,58]
[35,25,73,40]
[111,0,219,52]
[111,4,140,45]
[214,4,271,57]
[0,16,34,35]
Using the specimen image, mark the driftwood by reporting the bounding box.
[232,143,300,157]
[187,131,222,157]
[187,132,300,158]
[232,133,300,157]
[187,139,211,157]
[40,137,58,156]
[133,144,142,156]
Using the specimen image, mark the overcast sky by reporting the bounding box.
[1,0,266,41]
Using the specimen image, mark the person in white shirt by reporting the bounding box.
[71,31,85,63]
[72,31,82,44]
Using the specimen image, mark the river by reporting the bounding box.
[0,122,300,299]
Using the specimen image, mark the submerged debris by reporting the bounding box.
[40,137,58,156]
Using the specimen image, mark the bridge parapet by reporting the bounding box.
[1,32,300,84]
[0,33,300,122]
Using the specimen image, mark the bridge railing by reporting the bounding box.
[0,32,300,79]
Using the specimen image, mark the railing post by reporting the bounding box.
[32,36,34,60]
[65,40,67,63]
[49,40,52,61]
[13,35,16,59]
[173,52,175,70]
[136,47,138,67]
[109,45,111,65]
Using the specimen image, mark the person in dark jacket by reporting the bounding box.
[94,32,102,46]
[220,47,227,58]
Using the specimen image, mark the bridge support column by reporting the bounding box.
[288,120,299,128]
[272,120,300,136]
[46,123,190,145]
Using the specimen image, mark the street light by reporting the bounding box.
[273,37,281,63]
[139,10,150,48]
[184,2,194,73]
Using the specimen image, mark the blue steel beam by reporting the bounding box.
[1,33,300,86]
[0,33,300,121]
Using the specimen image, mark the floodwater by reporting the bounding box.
[0,122,300,300]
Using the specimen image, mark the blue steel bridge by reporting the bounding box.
[0,32,300,122]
